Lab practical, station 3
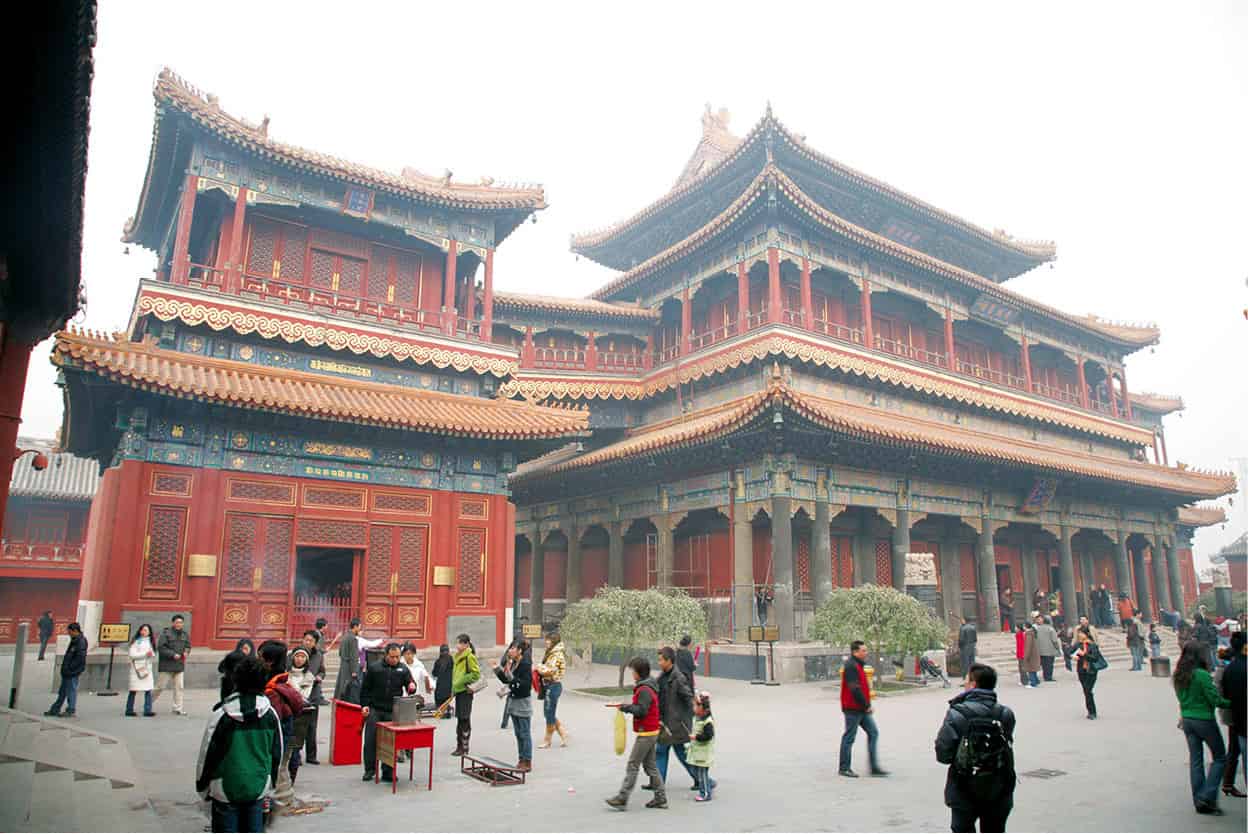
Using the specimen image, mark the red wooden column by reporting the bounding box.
[644,332,655,370]
[944,308,956,370]
[767,248,782,324]
[1020,334,1033,391]
[0,330,33,540]
[1076,355,1089,409]
[1108,365,1120,417]
[443,240,458,335]
[463,267,476,325]
[860,278,874,348]
[1159,427,1170,466]
[522,325,535,368]
[585,331,598,371]
[799,257,813,329]
[1120,367,1133,420]
[680,287,692,355]
[170,174,200,285]
[226,186,248,292]
[736,262,749,331]
[481,248,495,342]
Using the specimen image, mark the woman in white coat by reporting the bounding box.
[126,624,156,717]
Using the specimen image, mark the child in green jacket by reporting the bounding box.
[687,691,716,802]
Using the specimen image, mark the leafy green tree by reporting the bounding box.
[808,584,946,657]
[559,587,707,687]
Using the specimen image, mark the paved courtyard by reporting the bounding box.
[1,653,1244,832]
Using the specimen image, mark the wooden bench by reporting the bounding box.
[460,754,526,787]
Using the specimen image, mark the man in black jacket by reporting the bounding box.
[36,611,54,661]
[360,643,415,783]
[935,663,1017,833]
[45,622,87,717]
[957,614,977,672]
[1221,631,1246,797]
[652,646,698,790]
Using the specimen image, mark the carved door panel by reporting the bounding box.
[362,524,428,640]
[218,513,294,641]
[140,506,187,600]
[308,249,366,296]
[455,527,487,606]
[245,218,307,282]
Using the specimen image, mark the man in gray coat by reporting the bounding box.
[333,617,363,703]
[1033,614,1062,682]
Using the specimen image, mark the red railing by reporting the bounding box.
[187,263,228,289]
[289,594,355,643]
[689,320,738,351]
[744,306,769,332]
[1,541,83,563]
[532,346,586,370]
[230,274,447,334]
[454,317,481,338]
[596,351,645,372]
[956,360,1027,390]
[781,308,805,327]
[811,319,863,345]
[874,336,946,369]
[1031,381,1081,406]
[657,344,680,364]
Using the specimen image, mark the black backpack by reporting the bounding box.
[952,704,1014,800]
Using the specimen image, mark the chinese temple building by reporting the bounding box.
[506,105,1236,641]
[0,438,99,643]
[57,77,1235,653]
[56,71,587,649]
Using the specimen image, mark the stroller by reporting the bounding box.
[917,654,951,688]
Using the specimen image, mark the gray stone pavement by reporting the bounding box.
[1,651,1244,832]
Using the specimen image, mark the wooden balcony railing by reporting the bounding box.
[689,320,738,351]
[811,319,863,345]
[1,541,83,563]
[1030,381,1082,406]
[955,359,1027,390]
[875,336,946,370]
[532,346,586,370]
[596,351,646,372]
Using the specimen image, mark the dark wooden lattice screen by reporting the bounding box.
[140,506,186,599]
[456,527,486,606]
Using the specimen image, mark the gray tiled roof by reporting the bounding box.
[8,437,100,502]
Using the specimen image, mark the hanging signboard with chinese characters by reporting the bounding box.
[1020,477,1058,514]
[970,294,1021,327]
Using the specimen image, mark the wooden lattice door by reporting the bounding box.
[140,505,187,600]
[456,527,487,606]
[218,513,294,641]
[363,524,428,640]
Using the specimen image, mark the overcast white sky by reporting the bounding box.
[21,1,1246,568]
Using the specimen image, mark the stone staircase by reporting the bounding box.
[970,625,1182,673]
[0,707,161,832]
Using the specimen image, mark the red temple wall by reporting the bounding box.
[623,540,648,590]
[542,548,567,600]
[1228,558,1247,595]
[580,546,608,598]
[0,578,80,644]
[82,459,513,649]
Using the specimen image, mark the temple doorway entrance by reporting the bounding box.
[292,546,357,640]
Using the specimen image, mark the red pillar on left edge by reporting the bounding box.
[170,174,199,285]
[767,248,782,324]
[0,331,34,539]
[944,308,956,370]
[799,257,813,329]
[443,240,458,335]
[481,248,495,342]
[681,287,692,355]
[1020,334,1033,391]
[860,278,874,348]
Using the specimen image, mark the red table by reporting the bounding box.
[374,721,436,793]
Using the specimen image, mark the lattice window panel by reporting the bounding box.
[311,227,368,257]
[366,525,392,594]
[338,255,365,295]
[875,540,891,587]
[396,527,427,593]
[459,498,488,519]
[224,515,259,590]
[262,518,293,591]
[834,538,854,588]
[141,506,186,598]
[373,492,431,515]
[296,518,366,547]
[151,472,192,497]
[393,252,420,306]
[281,226,307,282]
[303,486,366,510]
[960,544,977,592]
[309,250,335,289]
[227,479,294,505]
[246,221,278,276]
[456,527,486,605]
[367,247,392,300]
[795,537,811,593]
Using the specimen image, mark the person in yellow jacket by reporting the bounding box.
[536,631,570,748]
[450,634,480,757]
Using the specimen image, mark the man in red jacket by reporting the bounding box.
[839,641,888,778]
[605,657,666,811]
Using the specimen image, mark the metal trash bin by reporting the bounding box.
[1150,656,1171,677]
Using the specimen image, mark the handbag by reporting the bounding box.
[533,668,545,700]
[1090,646,1108,672]
[614,710,627,756]
[467,677,489,694]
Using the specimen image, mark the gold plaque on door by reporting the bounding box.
[187,553,218,577]
[433,566,455,586]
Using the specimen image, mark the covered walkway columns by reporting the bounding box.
[1057,524,1077,625]
[1163,537,1184,617]
[969,516,1003,632]
[1127,533,1154,623]
[771,494,795,641]
[1150,530,1172,614]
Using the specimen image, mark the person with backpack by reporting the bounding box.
[935,663,1017,833]
[196,655,283,833]
[1072,625,1104,720]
